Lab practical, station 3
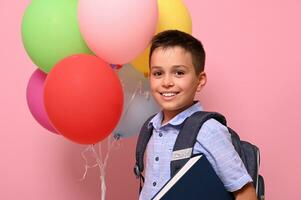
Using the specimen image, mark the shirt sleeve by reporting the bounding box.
[193,118,253,192]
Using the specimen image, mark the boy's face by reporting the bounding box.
[149,46,206,115]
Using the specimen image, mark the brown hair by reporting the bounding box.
[149,30,206,75]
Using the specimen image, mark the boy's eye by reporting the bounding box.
[152,71,162,77]
[175,70,185,76]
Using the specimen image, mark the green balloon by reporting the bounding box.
[22,0,93,73]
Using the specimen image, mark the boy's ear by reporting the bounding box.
[197,72,207,92]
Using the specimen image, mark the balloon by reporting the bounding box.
[26,69,57,133]
[113,64,160,138]
[44,54,123,144]
[78,0,158,64]
[131,0,192,75]
[156,0,192,33]
[22,0,92,73]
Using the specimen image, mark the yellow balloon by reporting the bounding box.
[131,0,192,76]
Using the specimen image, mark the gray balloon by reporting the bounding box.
[113,64,160,138]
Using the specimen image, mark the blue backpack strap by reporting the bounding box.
[170,111,226,177]
[134,114,155,193]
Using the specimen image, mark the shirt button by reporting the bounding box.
[159,132,163,137]
[153,182,157,186]
[155,156,159,161]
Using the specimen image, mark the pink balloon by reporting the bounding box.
[26,69,58,134]
[78,0,158,64]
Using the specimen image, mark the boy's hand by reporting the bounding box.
[234,183,257,200]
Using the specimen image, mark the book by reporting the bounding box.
[152,154,234,200]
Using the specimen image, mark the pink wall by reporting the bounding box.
[187,1,300,199]
[0,0,299,199]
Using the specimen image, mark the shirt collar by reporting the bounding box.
[148,101,203,129]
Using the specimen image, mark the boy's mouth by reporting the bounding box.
[160,92,179,97]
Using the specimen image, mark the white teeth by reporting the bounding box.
[162,92,177,97]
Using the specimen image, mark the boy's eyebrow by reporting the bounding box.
[172,65,189,69]
[150,65,189,69]
[150,66,162,69]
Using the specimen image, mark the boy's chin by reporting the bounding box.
[161,104,184,113]
[160,101,195,114]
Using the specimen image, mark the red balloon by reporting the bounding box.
[44,54,123,144]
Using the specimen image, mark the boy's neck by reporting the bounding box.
[161,102,196,125]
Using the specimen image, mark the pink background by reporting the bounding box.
[0,0,299,199]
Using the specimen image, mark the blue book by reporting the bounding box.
[152,154,234,200]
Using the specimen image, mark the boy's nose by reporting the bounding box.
[162,75,174,88]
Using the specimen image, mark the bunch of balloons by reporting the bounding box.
[22,0,192,144]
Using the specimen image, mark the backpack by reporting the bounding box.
[134,111,265,200]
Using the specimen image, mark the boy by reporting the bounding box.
[138,30,257,200]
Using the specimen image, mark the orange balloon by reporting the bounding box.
[44,54,123,144]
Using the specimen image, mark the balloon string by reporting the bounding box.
[78,135,120,200]
[78,145,99,181]
[93,143,106,200]
[123,80,142,117]
[98,135,120,200]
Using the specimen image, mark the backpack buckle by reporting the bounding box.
[134,164,141,178]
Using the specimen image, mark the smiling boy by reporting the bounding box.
[137,30,257,200]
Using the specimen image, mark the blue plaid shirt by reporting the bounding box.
[139,102,252,200]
